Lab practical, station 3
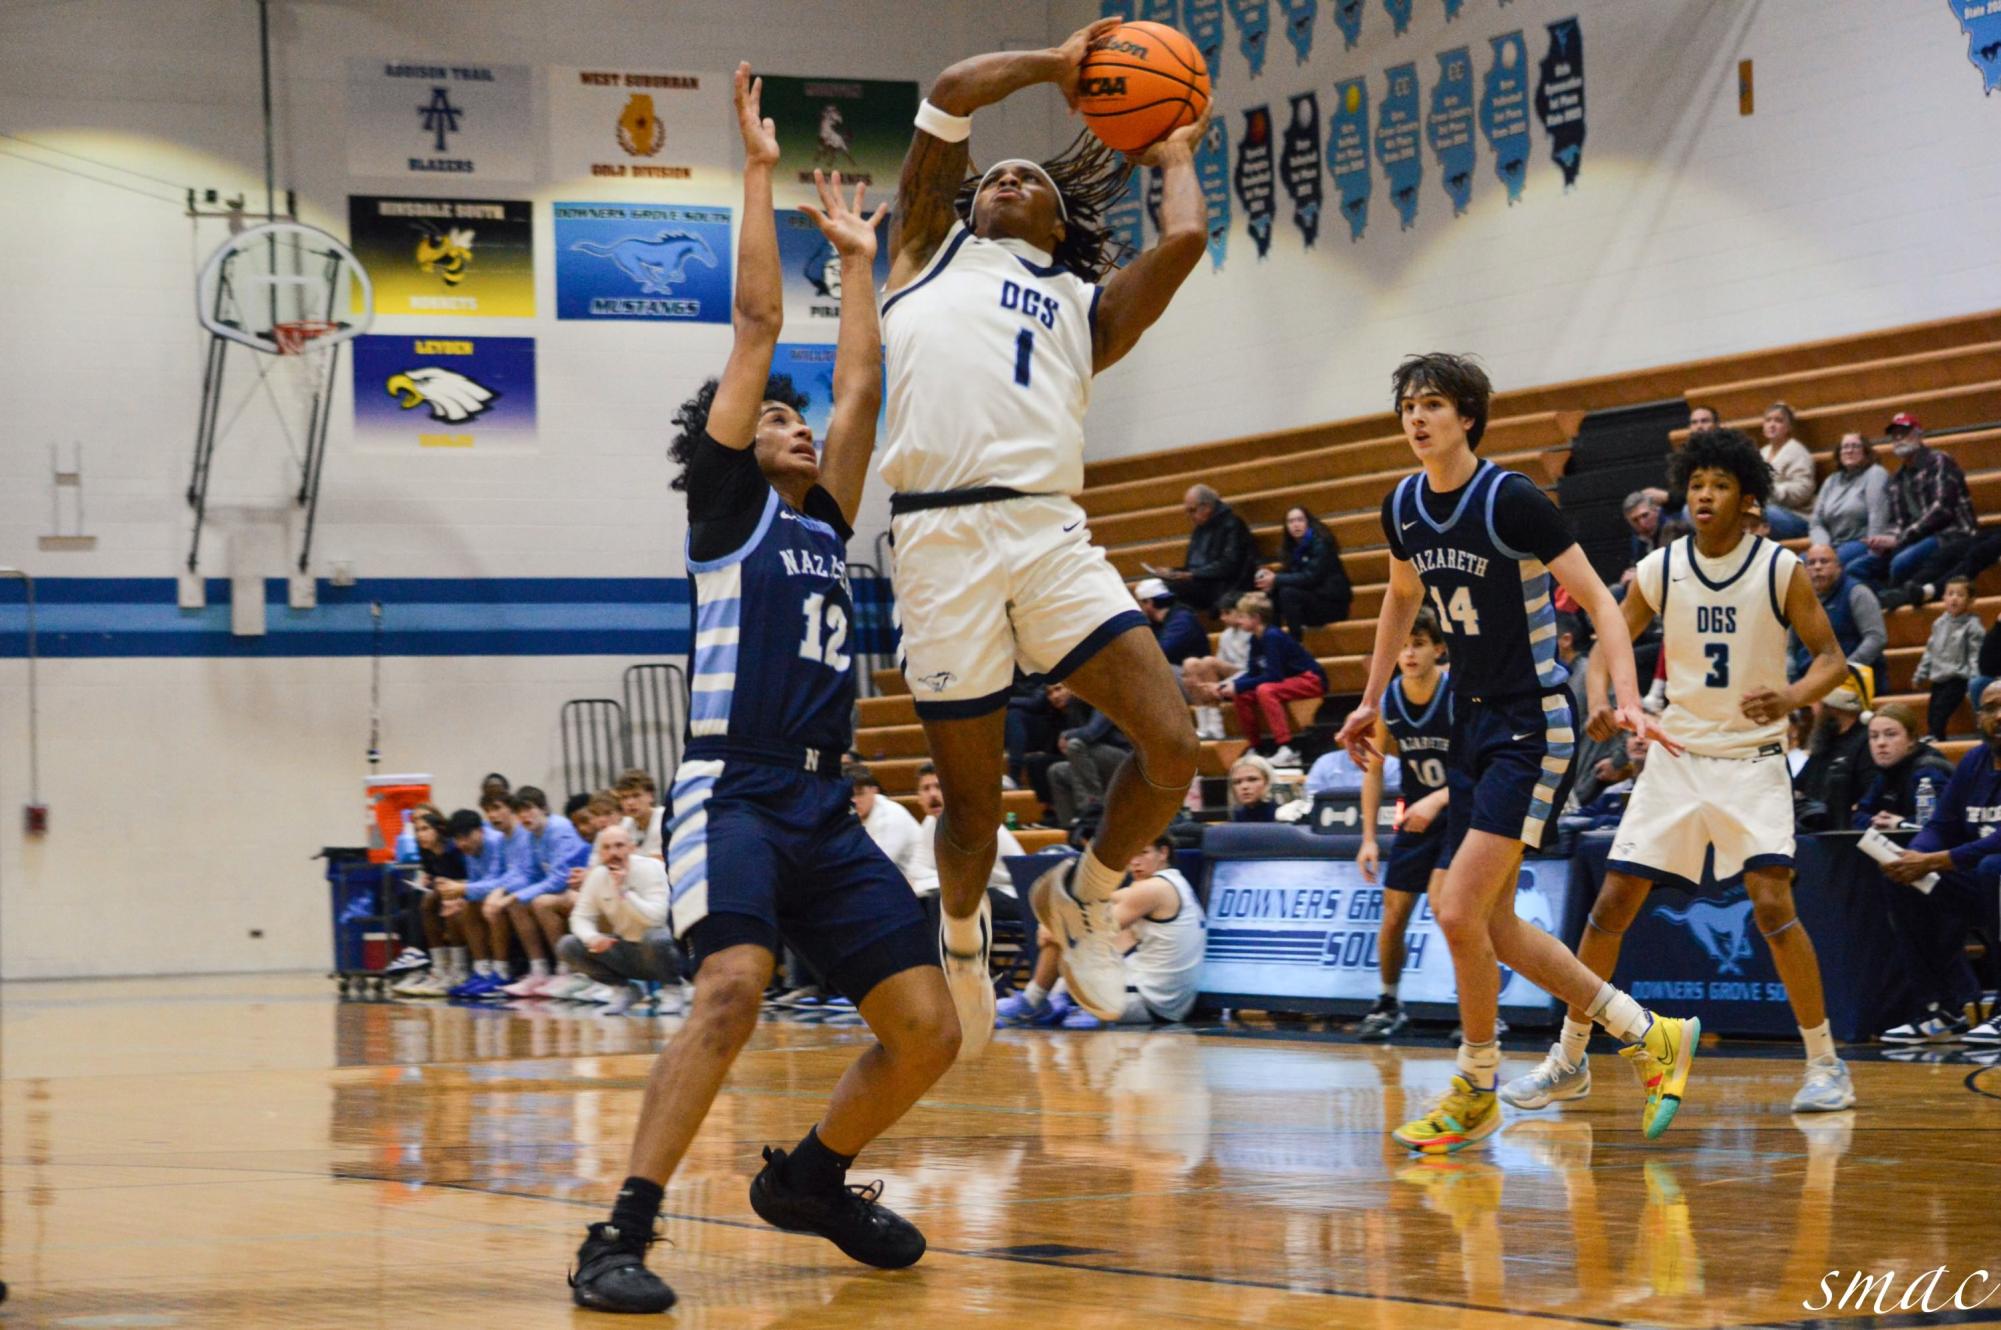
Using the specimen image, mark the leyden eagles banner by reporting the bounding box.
[346,59,532,181]
[347,196,534,317]
[756,75,918,206]
[351,335,537,450]
[547,67,732,194]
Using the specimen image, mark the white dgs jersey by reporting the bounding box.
[1635,534,1798,759]
[880,221,1100,497]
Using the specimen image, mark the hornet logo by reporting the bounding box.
[413,224,476,286]
[569,230,717,294]
[386,368,496,423]
[617,93,666,157]
[1655,898,1755,975]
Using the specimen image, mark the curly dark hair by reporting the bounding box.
[956,132,1136,281]
[1667,427,1772,510]
[667,373,810,492]
[1391,353,1493,450]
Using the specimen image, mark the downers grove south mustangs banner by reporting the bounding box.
[347,196,534,317]
[553,202,733,323]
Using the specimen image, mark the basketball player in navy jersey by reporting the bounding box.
[1337,354,1700,1153]
[570,69,957,1315]
[883,20,1211,1048]
[1503,430,1856,1118]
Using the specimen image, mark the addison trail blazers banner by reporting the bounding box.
[1278,92,1322,247]
[1946,0,2001,93]
[1333,0,1365,50]
[1329,78,1371,241]
[776,207,892,333]
[347,196,534,318]
[1375,63,1423,231]
[553,202,732,322]
[1427,47,1476,217]
[346,59,532,181]
[1535,17,1587,189]
[1276,0,1317,64]
[1104,169,1147,267]
[1382,0,1414,38]
[1226,0,1270,77]
[351,334,536,450]
[1184,0,1226,84]
[756,76,918,206]
[547,68,732,194]
[1481,31,1532,204]
[1233,106,1276,258]
[1196,116,1232,269]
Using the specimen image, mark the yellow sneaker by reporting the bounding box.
[1618,1043,1665,1136]
[1392,1075,1502,1154]
[1635,1015,1700,1138]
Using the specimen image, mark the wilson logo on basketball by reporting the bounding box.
[1081,76,1128,97]
[1092,37,1150,58]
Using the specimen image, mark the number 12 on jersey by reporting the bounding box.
[798,593,851,672]
[1427,584,1481,636]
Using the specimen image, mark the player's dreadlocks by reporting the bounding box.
[667,373,810,492]
[956,131,1136,282]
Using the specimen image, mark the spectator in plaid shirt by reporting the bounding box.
[1857,414,1978,609]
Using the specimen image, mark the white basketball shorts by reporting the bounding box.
[891,493,1145,717]
[1605,745,1796,887]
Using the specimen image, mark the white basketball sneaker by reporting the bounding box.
[941,895,995,1060]
[1031,857,1124,1021]
[1498,1045,1592,1110]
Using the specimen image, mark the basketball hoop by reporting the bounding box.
[271,319,339,356]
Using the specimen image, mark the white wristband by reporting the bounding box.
[915,98,973,143]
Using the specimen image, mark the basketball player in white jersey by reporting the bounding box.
[1503,429,1858,1117]
[883,19,1211,1051]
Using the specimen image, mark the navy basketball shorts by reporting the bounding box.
[665,758,936,1003]
[1444,684,1579,854]
[1385,818,1457,893]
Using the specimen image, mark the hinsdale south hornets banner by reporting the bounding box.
[345,59,532,181]
[757,75,917,205]
[553,202,732,322]
[347,196,534,317]
[351,334,536,450]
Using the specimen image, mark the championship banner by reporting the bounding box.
[346,196,534,317]
[1104,168,1147,267]
[1276,0,1317,63]
[776,208,891,333]
[1140,0,1179,23]
[1196,116,1232,270]
[1329,78,1372,241]
[345,59,532,181]
[1184,0,1226,84]
[1427,47,1476,217]
[1535,17,1587,189]
[1445,0,1465,19]
[1234,107,1276,259]
[756,75,918,205]
[1278,92,1322,247]
[1946,0,2001,94]
[1481,32,1532,204]
[1333,0,1365,50]
[1101,0,1136,19]
[1382,0,1414,38]
[1376,62,1423,231]
[351,334,536,450]
[553,202,732,323]
[547,68,732,195]
[1225,0,1270,77]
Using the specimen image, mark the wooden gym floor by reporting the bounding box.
[3,974,1999,1328]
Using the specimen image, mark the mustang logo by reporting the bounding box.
[1654,898,1756,976]
[917,670,956,693]
[618,93,665,157]
[814,103,860,170]
[413,224,475,286]
[569,230,718,294]
[385,367,497,423]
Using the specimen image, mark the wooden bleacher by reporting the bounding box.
[852,310,2001,822]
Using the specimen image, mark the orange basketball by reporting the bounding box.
[1077,21,1211,154]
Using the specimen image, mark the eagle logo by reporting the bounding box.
[385,368,497,423]
[569,230,717,294]
[617,93,666,158]
[413,224,476,286]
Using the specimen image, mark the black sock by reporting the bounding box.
[781,1126,854,1194]
[609,1176,664,1237]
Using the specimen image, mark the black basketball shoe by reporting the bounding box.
[748,1146,927,1269]
[569,1221,676,1314]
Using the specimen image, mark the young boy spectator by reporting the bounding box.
[500,786,586,996]
[555,823,681,1016]
[1216,591,1326,766]
[1180,592,1254,740]
[1915,577,1985,739]
[1851,704,1955,831]
[846,763,925,883]
[614,769,664,858]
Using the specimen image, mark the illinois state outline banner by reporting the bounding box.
[755,75,919,205]
[547,67,733,193]
[553,202,733,323]
[351,334,537,450]
[345,59,533,181]
[347,196,534,317]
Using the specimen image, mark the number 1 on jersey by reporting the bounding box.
[1013,328,1034,387]
[1427,584,1481,636]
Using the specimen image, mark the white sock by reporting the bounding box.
[1588,983,1653,1043]
[1024,981,1049,1006]
[941,909,981,955]
[1559,1016,1593,1069]
[1800,1019,1836,1064]
[444,946,467,976]
[1457,1039,1501,1091]
[1074,849,1124,903]
[529,958,550,978]
[474,959,495,977]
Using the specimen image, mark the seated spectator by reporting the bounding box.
[1915,577,1985,739]
[1786,708,1814,778]
[1852,704,1955,830]
[1875,680,2001,1044]
[392,811,471,997]
[1756,403,1816,539]
[1135,577,1208,666]
[1305,746,1399,798]
[500,786,586,997]
[1216,591,1326,766]
[998,835,1204,1027]
[563,791,591,821]
[1180,591,1254,740]
[1793,686,1872,828]
[1021,682,1091,818]
[480,772,511,803]
[1255,506,1353,639]
[1228,754,1280,822]
[463,793,538,995]
[554,822,681,1016]
[1005,674,1061,792]
[1687,403,1720,433]
[1570,732,1649,828]
[531,793,621,999]
[1788,545,1885,690]
[1622,488,1670,562]
[1972,604,2001,728]
[1159,484,1258,612]
[1049,698,1131,830]
[846,763,924,882]
[614,768,664,858]
[906,763,1023,951]
[1810,432,1892,575]
[1860,415,1979,609]
[436,803,518,997]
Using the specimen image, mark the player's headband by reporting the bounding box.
[978,159,1069,222]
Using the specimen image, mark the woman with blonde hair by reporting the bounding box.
[1227,753,1279,823]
